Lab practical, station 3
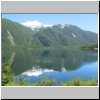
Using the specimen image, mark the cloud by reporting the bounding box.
[21,20,42,27]
[21,20,53,30]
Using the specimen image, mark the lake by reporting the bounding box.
[3,47,98,85]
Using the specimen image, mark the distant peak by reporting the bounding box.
[21,20,53,30]
[52,24,71,28]
[21,20,74,30]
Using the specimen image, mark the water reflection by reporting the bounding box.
[3,48,98,76]
[17,61,98,85]
[9,52,16,65]
[22,66,54,77]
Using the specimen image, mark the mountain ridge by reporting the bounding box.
[2,18,98,49]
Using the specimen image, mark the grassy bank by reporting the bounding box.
[2,63,98,86]
[61,78,98,86]
[5,78,98,86]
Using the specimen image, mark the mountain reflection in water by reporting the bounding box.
[2,47,98,84]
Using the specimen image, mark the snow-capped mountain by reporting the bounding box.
[21,20,72,31]
[21,20,53,30]
[2,18,98,52]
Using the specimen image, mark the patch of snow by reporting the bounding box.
[61,24,65,28]
[21,20,53,30]
[72,33,76,38]
[21,20,73,31]
[60,24,72,28]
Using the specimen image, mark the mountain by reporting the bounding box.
[21,20,53,31]
[32,24,98,46]
[2,18,98,50]
[2,18,40,62]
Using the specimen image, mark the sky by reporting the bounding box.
[2,14,98,33]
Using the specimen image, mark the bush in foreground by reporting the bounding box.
[2,63,14,86]
[2,63,98,86]
[61,78,98,86]
[34,78,56,86]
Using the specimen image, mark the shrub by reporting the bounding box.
[61,78,98,86]
[2,63,14,86]
[34,78,55,86]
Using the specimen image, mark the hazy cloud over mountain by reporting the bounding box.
[21,20,53,30]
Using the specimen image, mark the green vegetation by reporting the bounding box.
[80,44,98,51]
[2,18,98,53]
[2,64,30,86]
[61,78,98,86]
[2,63,14,86]
[7,47,97,75]
[5,78,56,86]
[4,78,98,86]
[34,78,55,86]
[6,75,31,86]
[2,18,98,86]
[2,63,98,86]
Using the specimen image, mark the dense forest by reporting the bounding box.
[2,18,98,86]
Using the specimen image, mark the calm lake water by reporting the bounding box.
[3,47,98,85]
